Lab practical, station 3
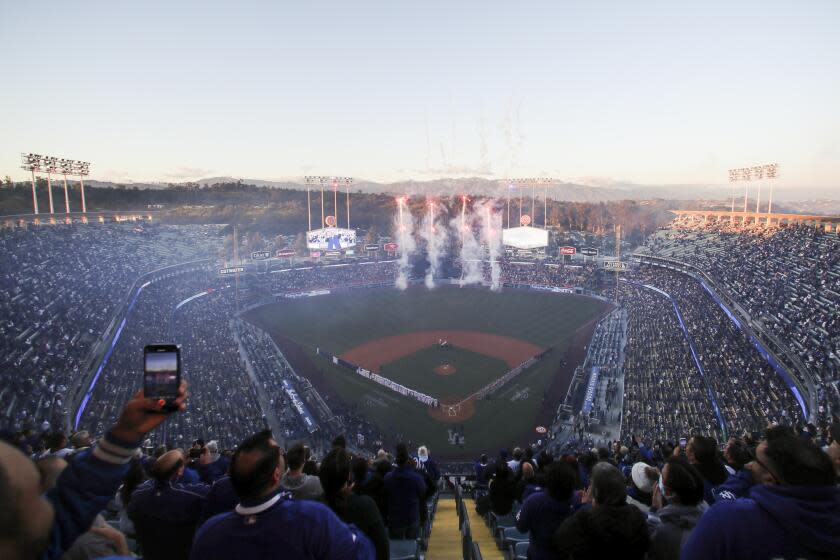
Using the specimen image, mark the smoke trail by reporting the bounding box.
[394,200,417,290]
[476,199,503,291]
[451,205,483,287]
[420,199,447,289]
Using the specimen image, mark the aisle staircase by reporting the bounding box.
[423,491,507,560]
[462,498,505,560]
[425,498,464,560]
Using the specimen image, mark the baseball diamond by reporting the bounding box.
[244,284,609,457]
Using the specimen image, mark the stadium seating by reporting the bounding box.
[3,221,839,560]
[0,222,220,433]
[641,223,839,422]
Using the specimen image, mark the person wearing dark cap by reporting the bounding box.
[128,449,210,560]
[682,426,840,560]
[383,442,426,539]
[553,462,649,559]
[190,430,373,560]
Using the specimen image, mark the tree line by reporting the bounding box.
[1,179,684,243]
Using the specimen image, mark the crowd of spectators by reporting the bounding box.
[475,259,599,290]
[619,283,726,444]
[567,308,626,445]
[0,222,221,434]
[642,222,840,422]
[265,261,397,294]
[630,265,806,437]
[0,380,455,560]
[233,321,324,446]
[3,382,839,560]
[78,270,266,449]
[471,423,840,560]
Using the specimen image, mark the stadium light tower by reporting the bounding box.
[74,160,91,213]
[20,153,42,214]
[319,176,325,228]
[43,156,58,215]
[59,159,74,213]
[728,164,779,225]
[328,176,353,228]
[304,176,316,231]
[507,178,553,228]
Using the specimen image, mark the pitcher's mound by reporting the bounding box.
[434,363,457,376]
[428,396,476,423]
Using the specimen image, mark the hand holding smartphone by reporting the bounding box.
[144,344,182,413]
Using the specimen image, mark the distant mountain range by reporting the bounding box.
[84,176,838,212]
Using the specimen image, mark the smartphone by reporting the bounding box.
[144,344,181,412]
[679,437,687,448]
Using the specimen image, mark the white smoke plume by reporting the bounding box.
[394,200,417,290]
[420,199,447,289]
[451,203,483,287]
[476,199,503,291]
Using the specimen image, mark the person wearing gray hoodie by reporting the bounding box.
[280,442,324,501]
[646,457,706,560]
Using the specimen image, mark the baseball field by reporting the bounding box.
[244,285,609,457]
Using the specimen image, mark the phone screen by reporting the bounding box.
[679,437,687,448]
[144,347,179,400]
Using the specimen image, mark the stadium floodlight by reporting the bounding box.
[505,178,553,229]
[304,175,352,231]
[73,161,91,213]
[304,176,316,231]
[42,156,59,214]
[328,176,353,228]
[58,159,75,213]
[727,163,779,222]
[20,153,43,214]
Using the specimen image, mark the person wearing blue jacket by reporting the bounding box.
[383,443,427,539]
[710,467,754,502]
[682,427,840,560]
[128,449,210,560]
[0,381,189,560]
[200,475,238,522]
[190,430,373,560]
[516,461,577,560]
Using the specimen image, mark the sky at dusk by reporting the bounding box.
[1,1,838,194]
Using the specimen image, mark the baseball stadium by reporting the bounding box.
[245,285,610,457]
[3,4,840,559]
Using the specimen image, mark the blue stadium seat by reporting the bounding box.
[389,538,421,560]
[501,527,529,554]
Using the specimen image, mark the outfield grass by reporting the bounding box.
[245,285,606,456]
[382,345,509,398]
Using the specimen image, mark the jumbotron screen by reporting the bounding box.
[306,227,357,250]
[502,225,549,249]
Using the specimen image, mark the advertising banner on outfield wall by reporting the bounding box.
[306,227,357,250]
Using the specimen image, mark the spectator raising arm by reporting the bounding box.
[0,381,187,560]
